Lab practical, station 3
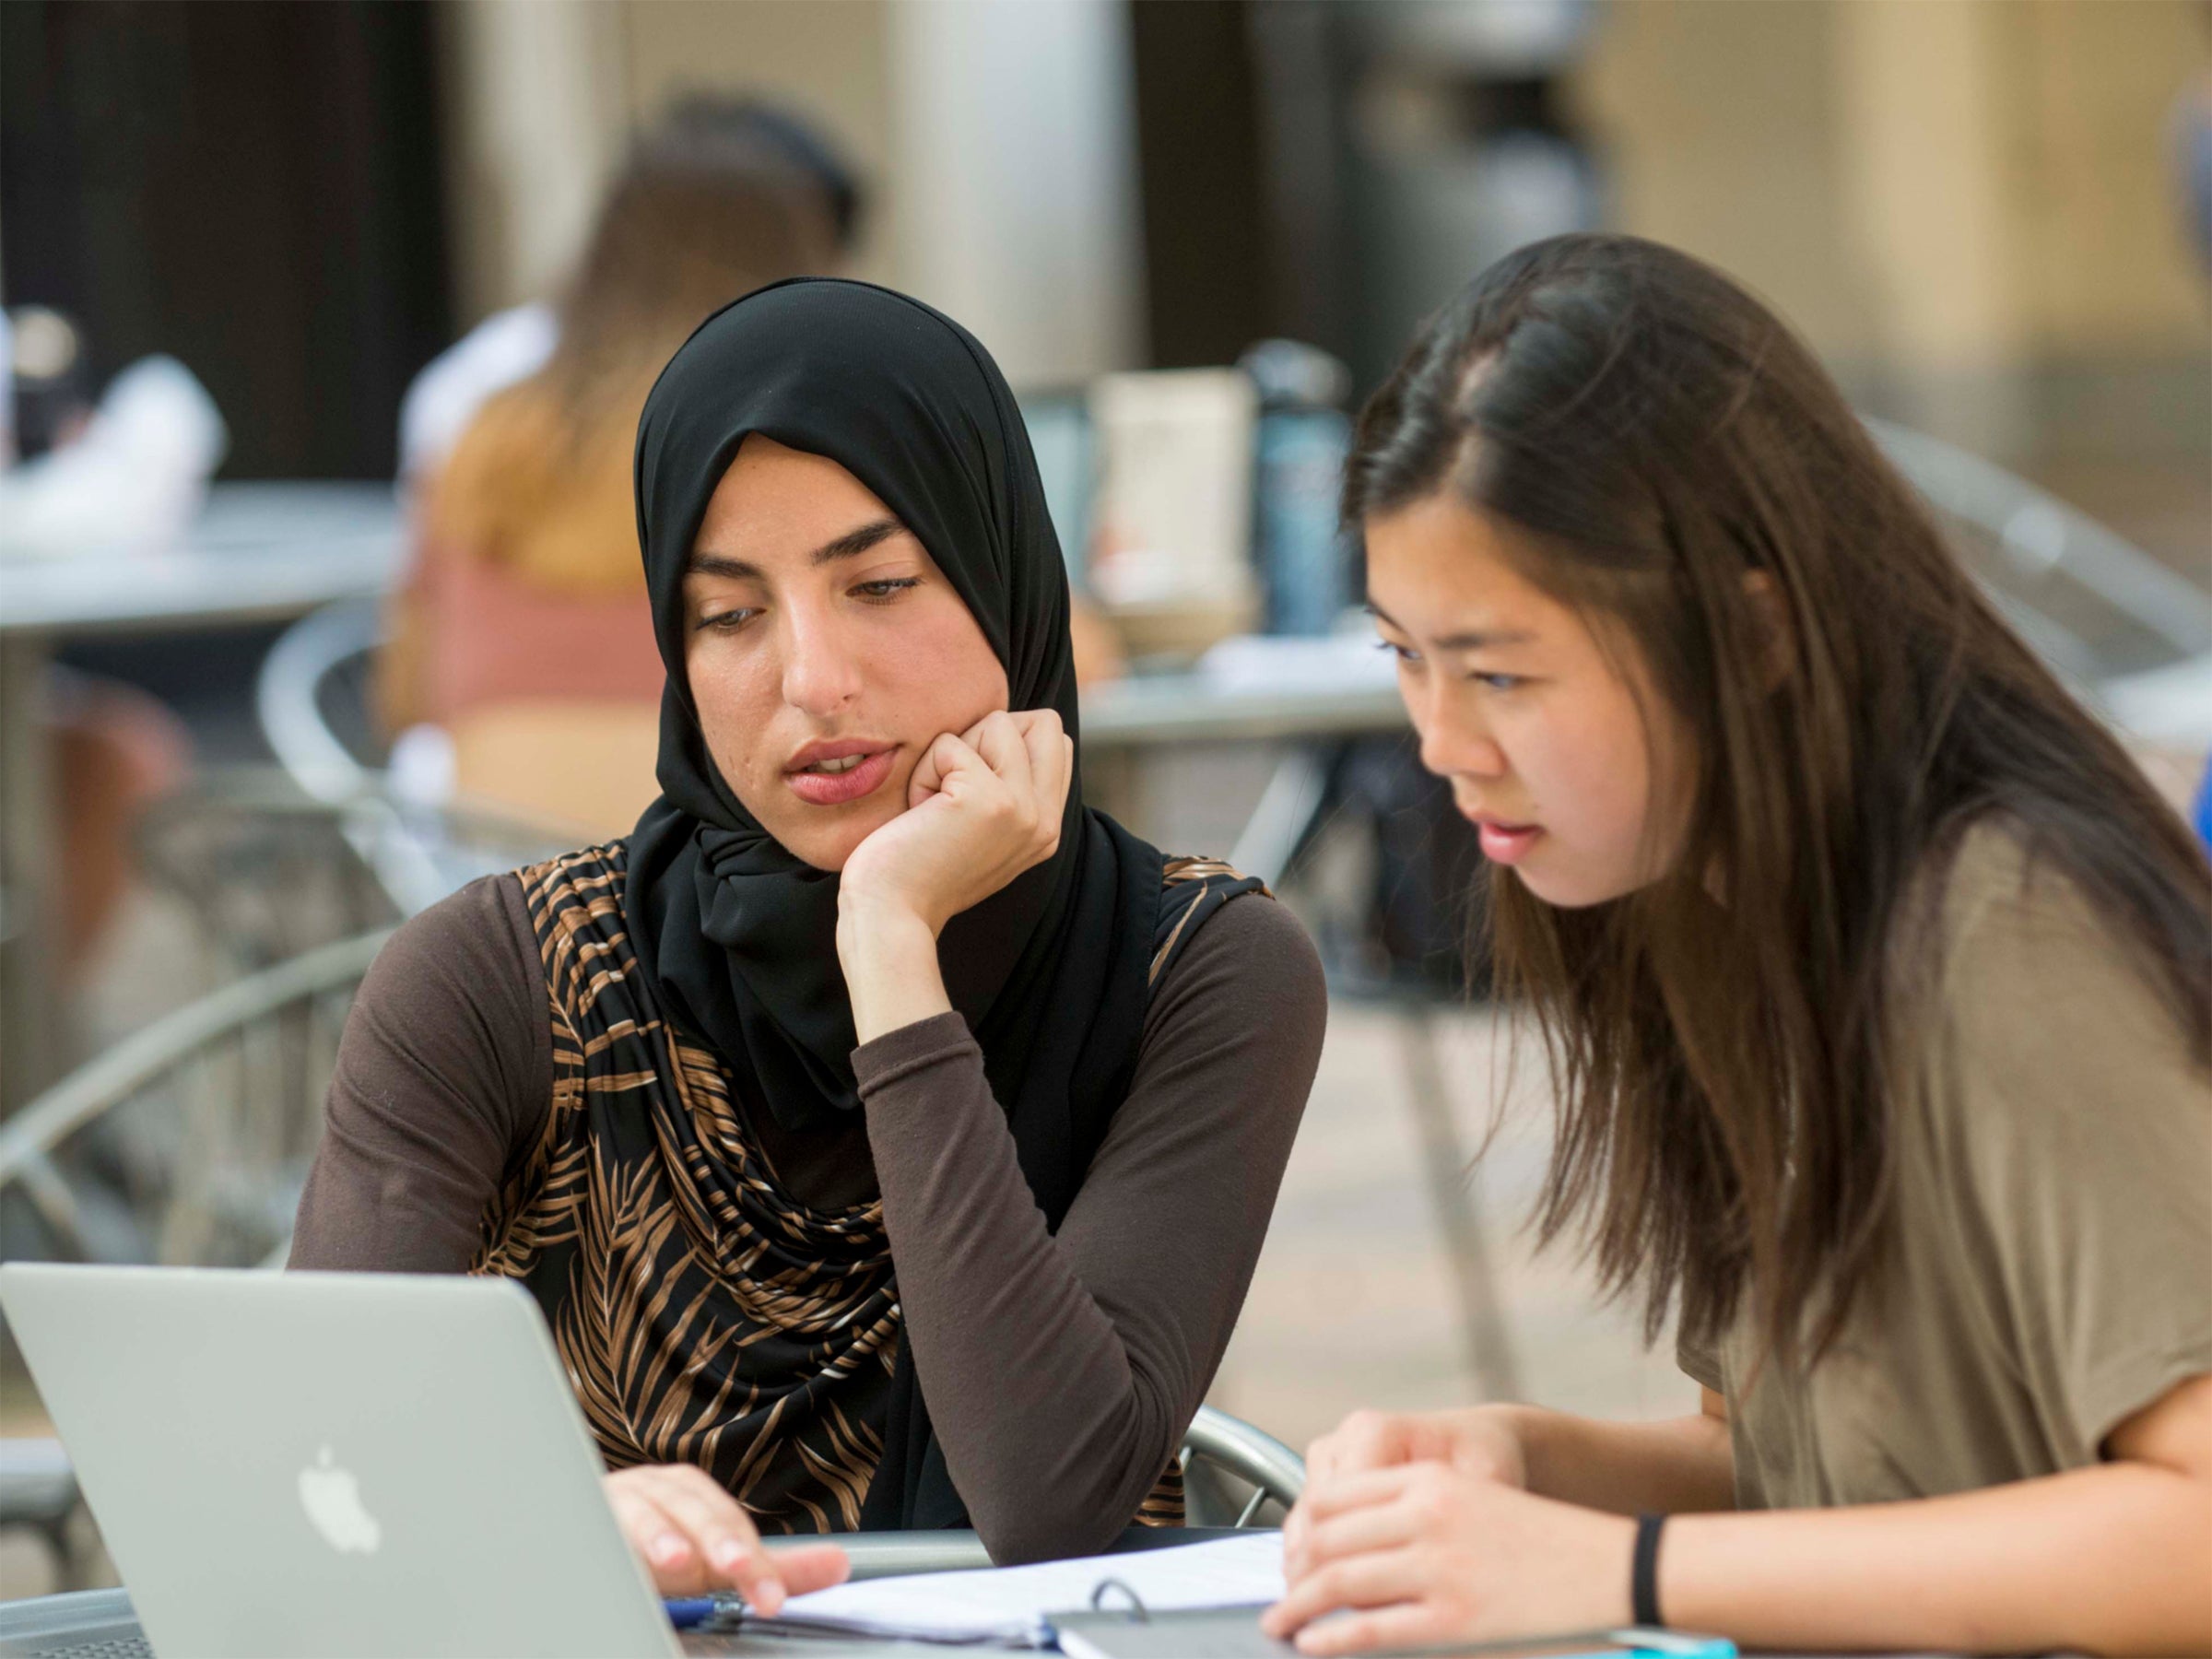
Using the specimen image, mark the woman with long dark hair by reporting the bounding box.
[1265,234,2211,1655]
[295,279,1324,1600]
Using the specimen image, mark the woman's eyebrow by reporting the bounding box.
[686,518,905,582]
[687,552,762,582]
[1365,599,1533,650]
[809,517,903,566]
[1432,627,1535,650]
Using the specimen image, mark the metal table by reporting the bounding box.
[0,482,403,1110]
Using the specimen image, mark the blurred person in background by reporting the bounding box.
[378,98,857,831]
[1265,235,2212,1656]
[293,280,1324,1591]
[394,98,864,490]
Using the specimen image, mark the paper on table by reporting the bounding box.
[751,1532,1287,1648]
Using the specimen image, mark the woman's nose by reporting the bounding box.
[1419,728,1507,782]
[779,607,864,716]
[1412,685,1506,781]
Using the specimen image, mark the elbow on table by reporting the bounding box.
[968,1417,1183,1566]
[971,1481,1136,1567]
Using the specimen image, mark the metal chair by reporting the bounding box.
[254,596,389,803]
[1867,417,2212,694]
[134,770,404,986]
[1180,1405,1304,1528]
[254,600,568,917]
[0,929,388,1271]
[135,769,561,994]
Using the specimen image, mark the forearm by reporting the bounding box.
[842,888,1315,1564]
[1665,1461,2212,1654]
[1512,1405,1735,1516]
[857,1018,1174,1563]
[837,900,952,1042]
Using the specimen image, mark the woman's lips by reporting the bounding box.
[1472,819,1543,865]
[784,747,896,807]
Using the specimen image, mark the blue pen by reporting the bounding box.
[664,1594,739,1630]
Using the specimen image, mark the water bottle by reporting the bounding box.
[1243,340,1354,637]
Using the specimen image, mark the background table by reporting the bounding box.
[0,482,403,1110]
[1081,677,1406,748]
[1078,674,1406,886]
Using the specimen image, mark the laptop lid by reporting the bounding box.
[0,1264,678,1659]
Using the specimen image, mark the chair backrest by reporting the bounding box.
[0,931,389,1270]
[255,597,388,806]
[256,598,464,915]
[1179,1405,1304,1528]
[255,602,582,916]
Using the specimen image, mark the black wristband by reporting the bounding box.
[1631,1512,1666,1629]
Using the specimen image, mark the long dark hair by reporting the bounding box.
[1346,233,2212,1362]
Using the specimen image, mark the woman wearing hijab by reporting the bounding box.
[290,281,1326,1598]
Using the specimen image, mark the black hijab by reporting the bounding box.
[622,278,1168,1529]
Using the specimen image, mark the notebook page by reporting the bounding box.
[758,1531,1287,1645]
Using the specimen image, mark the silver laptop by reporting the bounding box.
[0,1264,682,1659]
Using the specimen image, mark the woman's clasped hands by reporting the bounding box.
[1262,1407,1636,1655]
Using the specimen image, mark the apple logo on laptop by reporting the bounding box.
[298,1445,382,1555]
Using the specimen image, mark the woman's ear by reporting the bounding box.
[1743,570,1794,692]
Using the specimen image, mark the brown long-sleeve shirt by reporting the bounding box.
[290,870,1325,1560]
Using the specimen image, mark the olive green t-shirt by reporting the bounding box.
[1677,822,2212,1509]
